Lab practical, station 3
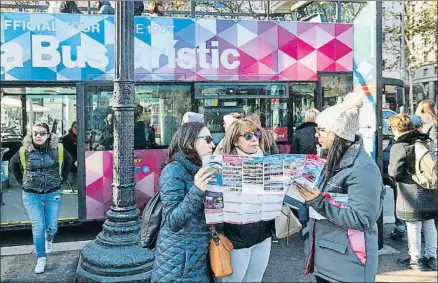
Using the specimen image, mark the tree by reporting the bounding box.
[382,1,403,72]
[404,1,437,112]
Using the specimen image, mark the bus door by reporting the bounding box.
[1,85,78,227]
[194,83,291,153]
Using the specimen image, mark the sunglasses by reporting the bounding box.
[197,136,213,144]
[240,131,262,141]
[33,131,48,137]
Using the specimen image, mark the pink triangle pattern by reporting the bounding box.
[85,149,168,220]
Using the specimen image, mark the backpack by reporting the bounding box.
[19,144,64,176]
[412,140,437,189]
[140,191,162,249]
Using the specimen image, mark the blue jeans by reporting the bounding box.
[222,237,271,282]
[22,190,62,258]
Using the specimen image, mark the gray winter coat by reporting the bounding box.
[151,153,210,283]
[304,136,385,282]
[10,134,72,194]
[388,130,438,222]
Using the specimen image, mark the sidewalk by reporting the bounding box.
[1,224,437,282]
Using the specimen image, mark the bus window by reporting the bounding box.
[321,74,353,109]
[86,84,193,151]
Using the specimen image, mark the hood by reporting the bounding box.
[338,135,364,169]
[396,130,429,145]
[22,133,59,151]
[296,122,317,131]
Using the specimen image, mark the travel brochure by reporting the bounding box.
[202,154,326,224]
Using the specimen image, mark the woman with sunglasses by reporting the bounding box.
[297,94,385,282]
[10,123,72,274]
[218,118,273,283]
[151,122,216,282]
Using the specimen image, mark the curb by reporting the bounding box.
[1,240,91,256]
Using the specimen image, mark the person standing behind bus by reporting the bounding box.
[298,95,384,282]
[151,122,215,282]
[10,123,72,274]
[219,119,273,283]
[291,109,320,155]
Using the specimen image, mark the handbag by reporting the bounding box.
[209,225,233,278]
[140,192,162,249]
[275,204,302,243]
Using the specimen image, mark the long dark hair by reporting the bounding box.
[321,135,353,187]
[168,122,205,165]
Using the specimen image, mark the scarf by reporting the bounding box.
[68,130,78,145]
[235,147,264,157]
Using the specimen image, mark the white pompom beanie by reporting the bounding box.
[316,92,364,142]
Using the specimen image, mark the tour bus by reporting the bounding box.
[0,7,380,228]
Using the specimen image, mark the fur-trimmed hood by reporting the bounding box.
[22,133,59,151]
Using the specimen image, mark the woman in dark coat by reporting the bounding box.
[291,109,320,155]
[10,123,72,274]
[151,122,216,282]
[62,121,78,174]
[388,113,438,271]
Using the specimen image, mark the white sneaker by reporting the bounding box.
[45,240,53,254]
[34,257,46,274]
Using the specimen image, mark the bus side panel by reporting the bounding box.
[85,149,168,220]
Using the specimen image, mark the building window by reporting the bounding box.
[435,66,437,75]
[423,68,428,76]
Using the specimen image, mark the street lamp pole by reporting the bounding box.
[76,1,153,282]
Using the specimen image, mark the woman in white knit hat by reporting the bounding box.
[298,93,385,282]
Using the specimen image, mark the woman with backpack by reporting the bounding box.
[10,123,72,274]
[298,94,385,282]
[388,113,437,271]
[151,122,216,282]
[218,118,274,283]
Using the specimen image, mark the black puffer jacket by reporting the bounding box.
[388,130,438,222]
[291,122,318,154]
[10,134,72,194]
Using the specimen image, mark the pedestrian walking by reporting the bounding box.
[291,109,320,155]
[10,123,72,274]
[219,118,273,283]
[298,94,385,282]
[151,122,215,282]
[388,113,438,271]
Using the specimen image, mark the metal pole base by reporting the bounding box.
[75,208,153,283]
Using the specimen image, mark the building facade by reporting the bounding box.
[413,63,438,102]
